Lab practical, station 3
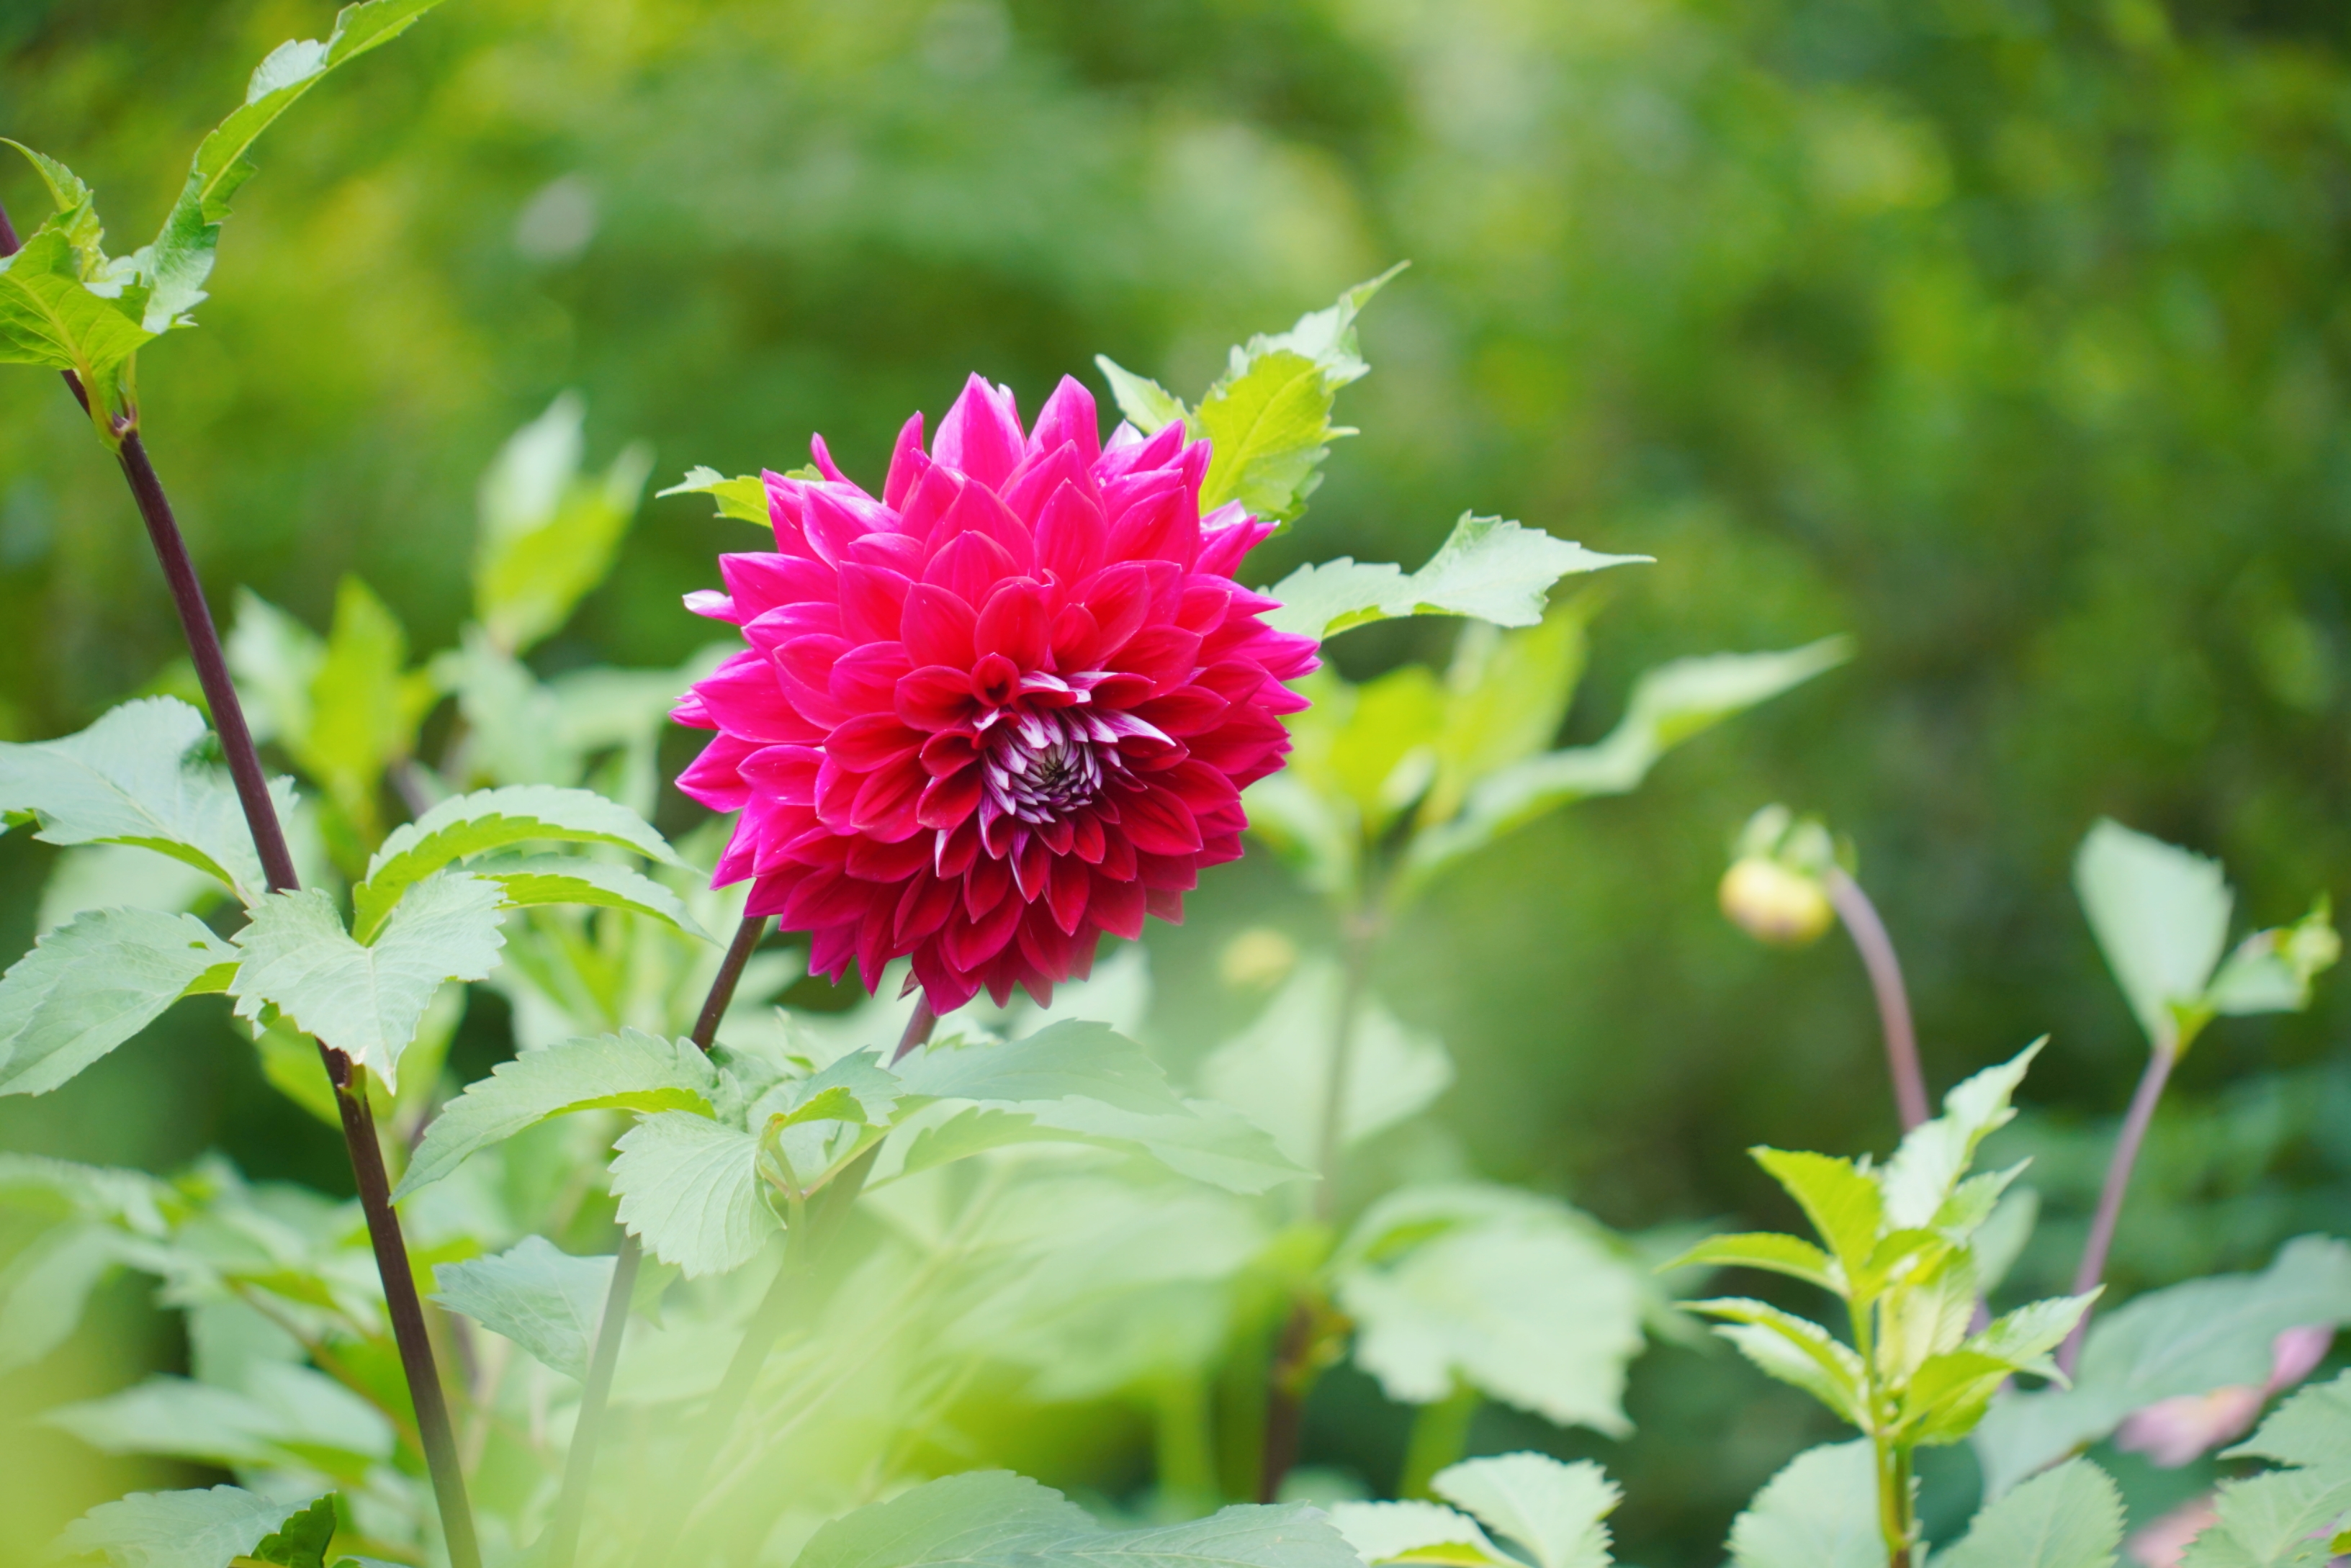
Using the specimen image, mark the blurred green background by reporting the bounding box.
[6,0,2351,1560]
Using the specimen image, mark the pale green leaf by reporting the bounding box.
[1432,1453,1619,1568]
[354,783,681,940]
[1328,1501,1514,1568]
[1880,1040,2042,1230]
[0,697,295,902]
[1659,1233,1836,1294]
[1975,1237,2351,1498]
[2074,819,2233,1046]
[45,1365,392,1469]
[1692,1297,1870,1428]
[896,1020,1185,1115]
[138,0,451,330]
[473,855,708,939]
[230,873,508,1089]
[1421,608,1593,831]
[791,1469,1360,1568]
[2206,901,2340,1018]
[1012,1096,1310,1195]
[475,393,652,653]
[0,907,237,1096]
[611,1110,770,1278]
[657,466,771,526]
[225,588,324,749]
[54,1486,301,1568]
[1094,356,1190,435]
[0,1223,124,1373]
[2176,1372,2351,1567]
[395,1029,717,1199]
[1265,514,1646,642]
[1934,1459,2121,1568]
[431,1235,614,1382]
[0,222,154,382]
[1725,1441,1880,1568]
[289,577,437,832]
[1750,1147,1883,1290]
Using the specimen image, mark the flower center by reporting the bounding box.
[983,708,1115,826]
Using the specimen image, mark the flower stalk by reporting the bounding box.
[2056,1027,2180,1376]
[0,191,483,1568]
[1823,868,1929,1132]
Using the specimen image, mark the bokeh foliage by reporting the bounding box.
[6,0,2351,1562]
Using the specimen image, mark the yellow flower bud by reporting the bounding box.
[1220,927,1302,991]
[1720,857,1835,947]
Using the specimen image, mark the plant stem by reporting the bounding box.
[0,194,482,1568]
[2056,1033,2177,1376]
[544,914,770,1568]
[626,999,935,1568]
[1255,1302,1317,1505]
[1876,1439,1915,1568]
[1396,1381,1480,1500]
[1152,1375,1218,1509]
[1313,909,1380,1224]
[1823,868,1930,1132]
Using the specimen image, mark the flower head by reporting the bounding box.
[673,374,1318,1012]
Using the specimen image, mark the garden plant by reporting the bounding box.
[6,6,2351,1568]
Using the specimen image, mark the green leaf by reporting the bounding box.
[137,0,451,331]
[0,220,153,404]
[1750,1148,1884,1292]
[1398,639,1849,896]
[246,1495,338,1568]
[1880,1040,2041,1230]
[1421,607,1593,832]
[1197,958,1453,1166]
[395,1029,717,1200]
[1432,1453,1620,1568]
[230,874,508,1089]
[1328,1501,1516,1568]
[1974,1236,2351,1498]
[1660,1233,1837,1294]
[1934,1459,2122,1568]
[289,578,437,838]
[896,1020,1186,1114]
[2074,819,2233,1047]
[431,1236,613,1382]
[55,1486,303,1568]
[475,393,652,654]
[1014,1096,1310,1195]
[791,1470,1361,1568]
[0,907,237,1096]
[610,1110,770,1278]
[472,855,708,939]
[1691,1297,1870,1428]
[1337,1184,1648,1436]
[657,466,772,526]
[0,697,295,903]
[45,1367,392,1472]
[2177,1371,2351,1567]
[354,784,682,940]
[1266,514,1648,643]
[1725,1441,1880,1568]
[1094,356,1190,435]
[0,1222,125,1373]
[2207,898,2340,1018]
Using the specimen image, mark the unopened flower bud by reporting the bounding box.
[1221,927,1301,991]
[1720,857,1835,947]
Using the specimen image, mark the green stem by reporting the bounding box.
[1396,1382,1480,1500]
[1152,1375,1219,1509]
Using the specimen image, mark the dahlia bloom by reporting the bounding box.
[672,374,1318,1012]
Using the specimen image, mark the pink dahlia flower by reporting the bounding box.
[672,374,1318,1012]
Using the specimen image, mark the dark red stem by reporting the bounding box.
[2056,1037,2177,1376]
[1825,868,1930,1132]
[0,192,481,1568]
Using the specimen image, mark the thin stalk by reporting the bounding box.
[1823,869,1929,1132]
[1151,1375,1218,1509]
[1395,1381,1480,1500]
[0,195,482,1568]
[544,914,771,1568]
[2056,1034,2178,1376]
[627,1000,935,1568]
[1848,1289,1912,1568]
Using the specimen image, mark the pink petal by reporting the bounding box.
[932,374,1026,491]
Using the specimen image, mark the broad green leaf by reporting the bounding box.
[1,141,107,268]
[2074,819,2232,1047]
[289,578,437,839]
[1337,1184,1646,1436]
[475,393,653,654]
[1326,664,1449,834]
[230,873,508,1089]
[1433,1453,1620,1568]
[1660,1233,1836,1294]
[1880,1040,2042,1230]
[1265,514,1647,642]
[0,223,153,416]
[1421,607,1593,832]
[55,1486,302,1568]
[395,1029,718,1199]
[245,1495,338,1568]
[1328,1500,1514,1567]
[768,1049,906,1127]
[791,1469,1361,1568]
[1692,1298,1870,1428]
[1750,1148,1883,1291]
[431,1235,614,1382]
[1094,356,1189,435]
[1725,1441,1880,1568]
[1197,958,1453,1166]
[1974,1236,2351,1498]
[1399,639,1849,895]
[1933,1459,2121,1568]
[2177,1372,2351,1568]
[354,784,682,940]
[657,466,772,526]
[891,1104,1058,1179]
[2207,900,2340,1018]
[45,1366,392,1470]
[896,1020,1186,1115]
[0,697,295,903]
[610,1110,770,1277]
[0,1223,125,1373]
[137,0,451,330]
[0,1153,171,1230]
[0,908,237,1096]
[472,855,707,939]
[1013,1096,1310,1195]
